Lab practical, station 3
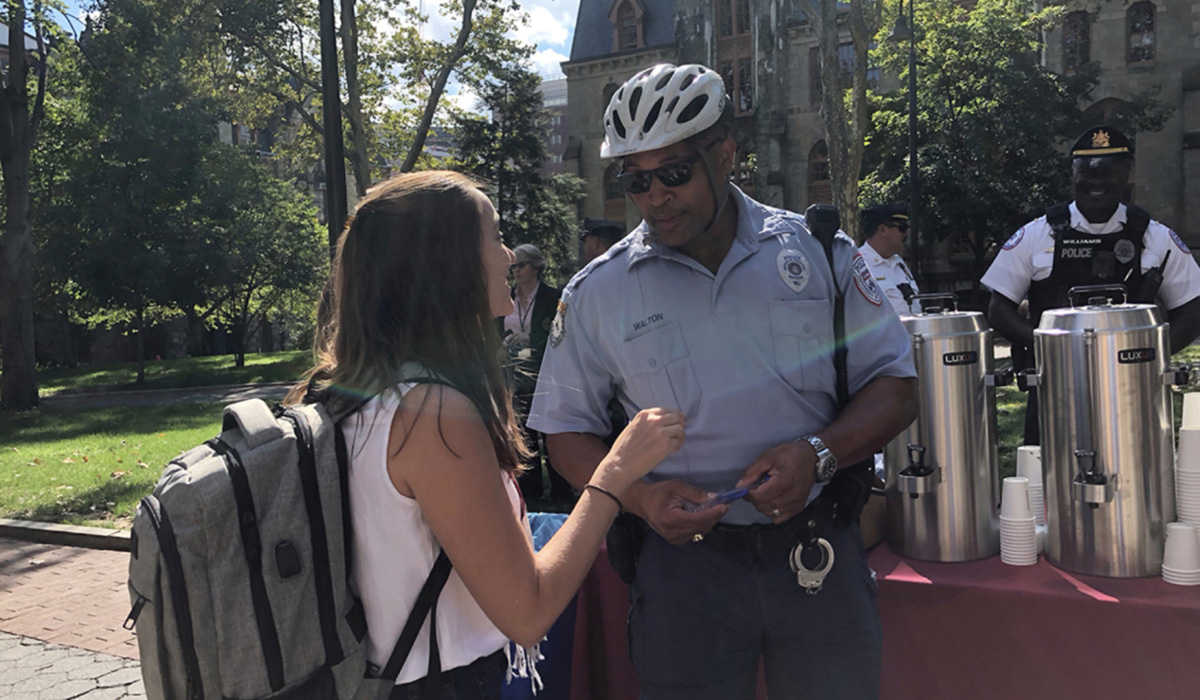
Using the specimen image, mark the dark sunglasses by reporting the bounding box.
[890,221,909,234]
[616,138,723,195]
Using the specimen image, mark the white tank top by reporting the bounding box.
[345,384,525,684]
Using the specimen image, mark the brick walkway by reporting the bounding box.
[0,539,136,660]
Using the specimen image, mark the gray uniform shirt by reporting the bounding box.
[529,188,915,524]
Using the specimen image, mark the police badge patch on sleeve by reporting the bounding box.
[1169,229,1192,255]
[549,300,567,347]
[1002,227,1025,251]
[852,253,884,306]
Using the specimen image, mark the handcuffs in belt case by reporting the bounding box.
[789,537,835,594]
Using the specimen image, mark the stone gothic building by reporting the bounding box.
[562,0,1199,250]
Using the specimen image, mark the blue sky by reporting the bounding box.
[59,0,578,105]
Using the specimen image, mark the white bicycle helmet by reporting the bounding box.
[600,64,728,158]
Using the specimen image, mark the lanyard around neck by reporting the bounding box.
[517,286,536,332]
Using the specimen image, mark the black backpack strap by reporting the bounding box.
[1125,204,1151,238]
[382,550,453,682]
[1046,202,1071,235]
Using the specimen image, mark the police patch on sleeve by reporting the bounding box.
[852,253,884,306]
[1170,229,1192,255]
[549,300,567,347]
[1002,227,1025,251]
[776,248,812,293]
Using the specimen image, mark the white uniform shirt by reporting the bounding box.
[859,240,919,315]
[528,187,915,524]
[982,202,1200,310]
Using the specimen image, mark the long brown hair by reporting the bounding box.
[292,171,528,472]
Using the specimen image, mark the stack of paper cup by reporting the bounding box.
[1163,523,1200,585]
[1016,446,1045,528]
[1000,477,1038,566]
[1176,403,1200,548]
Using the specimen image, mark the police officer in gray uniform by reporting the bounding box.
[529,64,917,700]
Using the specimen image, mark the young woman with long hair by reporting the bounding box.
[290,171,683,697]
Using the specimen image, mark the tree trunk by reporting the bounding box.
[185,307,203,357]
[0,0,43,411]
[0,156,39,409]
[805,0,883,242]
[399,0,478,173]
[60,311,76,368]
[135,302,146,384]
[341,0,371,197]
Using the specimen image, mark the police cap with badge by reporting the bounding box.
[581,218,625,242]
[861,203,909,237]
[1070,125,1134,159]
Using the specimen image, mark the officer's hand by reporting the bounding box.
[739,442,816,524]
[628,479,728,545]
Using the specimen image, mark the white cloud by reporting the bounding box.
[446,83,482,114]
[527,48,570,79]
[418,0,579,54]
[518,4,573,48]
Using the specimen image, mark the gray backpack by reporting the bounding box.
[126,392,456,700]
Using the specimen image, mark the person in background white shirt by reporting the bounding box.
[859,204,919,315]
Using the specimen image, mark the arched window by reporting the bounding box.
[618,3,638,51]
[604,163,626,222]
[1127,2,1155,64]
[603,82,619,108]
[808,141,832,205]
[1063,11,1090,74]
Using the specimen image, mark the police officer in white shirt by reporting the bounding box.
[528,64,917,700]
[982,125,1200,444]
[859,204,919,315]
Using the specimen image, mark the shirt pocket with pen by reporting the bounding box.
[769,299,835,394]
[622,322,702,416]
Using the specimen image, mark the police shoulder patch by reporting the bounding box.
[549,300,567,347]
[1169,229,1192,255]
[852,253,884,306]
[1002,227,1025,251]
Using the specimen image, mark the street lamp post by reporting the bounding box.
[889,0,919,278]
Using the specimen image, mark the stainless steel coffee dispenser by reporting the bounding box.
[1031,285,1188,578]
[885,295,1008,562]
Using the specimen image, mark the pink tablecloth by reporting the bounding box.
[570,545,1200,700]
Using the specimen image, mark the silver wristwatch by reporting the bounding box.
[800,434,837,483]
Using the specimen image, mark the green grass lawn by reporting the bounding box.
[38,350,311,396]
[3,345,1198,529]
[0,403,223,528]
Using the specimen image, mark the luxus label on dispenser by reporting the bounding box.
[1117,348,1156,364]
[942,351,979,366]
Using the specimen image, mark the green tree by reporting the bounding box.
[862,0,1171,275]
[39,0,327,376]
[455,62,583,280]
[218,0,526,202]
[52,0,224,381]
[0,0,57,410]
[189,147,326,367]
